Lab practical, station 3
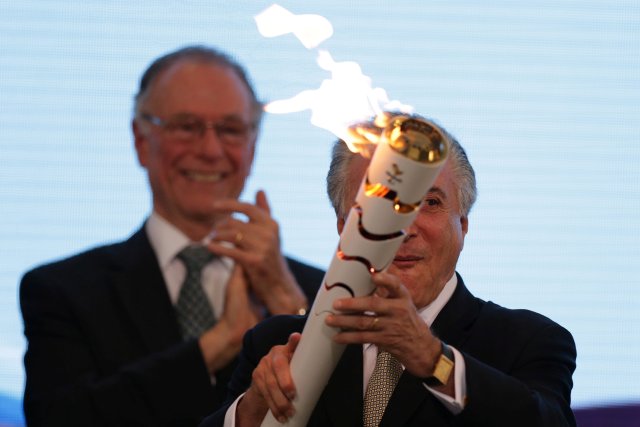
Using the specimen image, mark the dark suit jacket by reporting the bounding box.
[201,273,576,427]
[20,226,324,427]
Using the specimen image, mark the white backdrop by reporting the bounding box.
[1,0,639,421]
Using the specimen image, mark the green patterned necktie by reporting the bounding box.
[363,350,403,427]
[175,245,215,341]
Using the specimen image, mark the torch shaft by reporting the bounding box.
[261,117,449,427]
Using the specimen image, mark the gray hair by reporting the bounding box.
[326,116,477,218]
[133,45,263,120]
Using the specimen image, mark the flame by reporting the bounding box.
[364,182,390,198]
[254,4,333,49]
[254,4,413,156]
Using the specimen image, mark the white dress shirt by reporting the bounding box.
[224,273,468,426]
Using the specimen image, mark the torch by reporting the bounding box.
[261,113,449,427]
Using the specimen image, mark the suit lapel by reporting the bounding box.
[111,227,182,352]
[382,372,452,427]
[431,273,481,348]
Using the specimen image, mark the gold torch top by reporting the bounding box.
[384,115,448,164]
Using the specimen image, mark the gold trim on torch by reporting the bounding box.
[363,179,422,213]
[384,115,448,164]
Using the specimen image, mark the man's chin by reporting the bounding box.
[191,211,226,224]
[387,264,417,285]
[179,206,223,225]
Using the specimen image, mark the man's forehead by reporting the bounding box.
[155,59,226,83]
[144,60,254,116]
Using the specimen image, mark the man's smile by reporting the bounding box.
[183,170,226,182]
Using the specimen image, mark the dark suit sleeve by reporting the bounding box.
[20,268,216,427]
[457,317,577,427]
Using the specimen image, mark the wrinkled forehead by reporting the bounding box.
[431,158,457,196]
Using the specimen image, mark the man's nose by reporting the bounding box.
[196,127,225,157]
[403,222,418,242]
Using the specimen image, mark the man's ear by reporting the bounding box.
[132,119,148,167]
[460,215,469,250]
[337,216,346,235]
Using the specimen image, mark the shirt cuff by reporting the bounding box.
[223,392,245,427]
[423,345,467,414]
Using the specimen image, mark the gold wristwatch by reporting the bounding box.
[423,341,454,387]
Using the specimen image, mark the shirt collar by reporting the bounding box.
[146,212,191,270]
[417,273,458,327]
[146,211,234,270]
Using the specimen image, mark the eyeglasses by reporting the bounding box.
[140,112,257,146]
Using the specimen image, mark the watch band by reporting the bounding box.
[423,341,454,387]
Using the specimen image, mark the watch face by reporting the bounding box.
[424,343,454,387]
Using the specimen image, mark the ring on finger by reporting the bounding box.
[370,316,379,330]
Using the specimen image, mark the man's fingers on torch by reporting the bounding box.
[286,332,302,352]
[250,365,271,406]
[258,356,292,419]
[273,349,296,400]
[372,272,405,297]
[326,313,379,332]
[373,286,390,299]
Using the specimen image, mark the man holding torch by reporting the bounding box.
[200,115,576,427]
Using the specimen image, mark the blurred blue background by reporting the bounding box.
[1,1,639,425]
